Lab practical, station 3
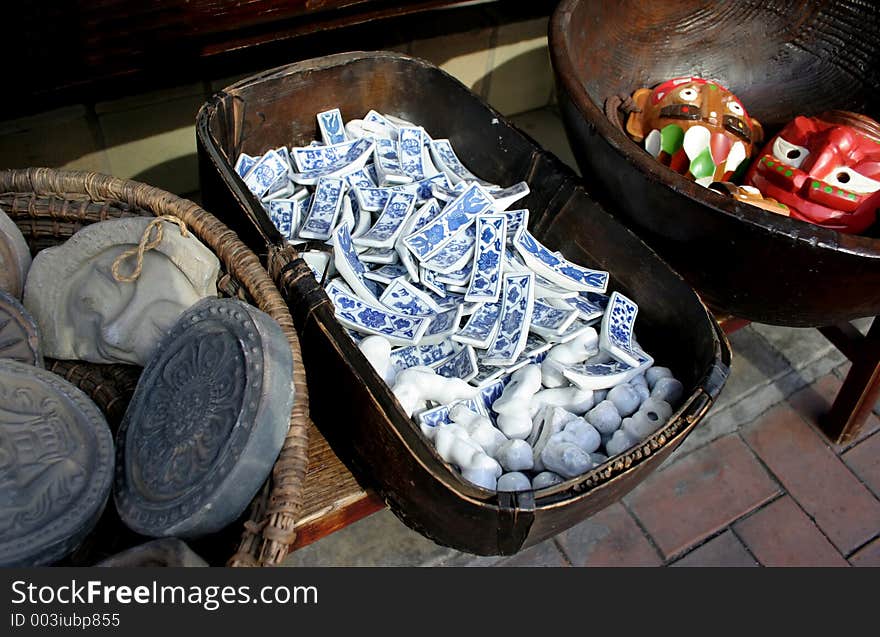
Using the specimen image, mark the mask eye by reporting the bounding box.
[678,87,699,101]
[825,167,880,195]
[772,136,810,169]
[726,101,744,116]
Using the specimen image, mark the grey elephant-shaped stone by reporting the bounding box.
[585,399,621,434]
[24,217,220,365]
[114,298,294,538]
[0,359,114,567]
[541,439,593,479]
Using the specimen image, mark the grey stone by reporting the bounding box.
[24,217,220,365]
[638,397,673,424]
[114,298,294,538]
[556,417,601,453]
[0,359,114,566]
[541,440,593,478]
[531,471,565,489]
[586,400,621,434]
[632,382,651,403]
[607,383,641,416]
[497,472,532,492]
[0,208,31,299]
[645,366,673,390]
[593,388,608,402]
[496,439,534,472]
[461,466,498,491]
[590,452,608,465]
[621,406,666,441]
[0,290,43,366]
[630,373,647,388]
[605,429,636,457]
[96,538,208,567]
[651,377,684,406]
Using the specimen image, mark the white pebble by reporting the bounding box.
[531,386,595,415]
[496,439,535,472]
[585,400,622,434]
[607,383,641,417]
[589,452,608,465]
[450,405,508,458]
[632,382,651,403]
[540,329,599,387]
[358,335,394,384]
[497,472,532,492]
[593,388,608,402]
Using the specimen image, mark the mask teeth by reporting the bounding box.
[683,125,711,161]
[724,141,747,173]
[644,129,661,158]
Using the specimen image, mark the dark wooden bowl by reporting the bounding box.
[550,0,880,327]
[196,51,730,555]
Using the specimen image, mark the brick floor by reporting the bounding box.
[788,374,880,452]
[555,503,662,567]
[734,496,848,567]
[670,531,758,567]
[842,432,880,498]
[742,403,880,555]
[848,538,880,567]
[624,434,780,560]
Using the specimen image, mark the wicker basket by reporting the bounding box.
[0,167,311,567]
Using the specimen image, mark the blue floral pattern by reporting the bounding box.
[403,183,493,260]
[453,300,502,348]
[482,272,534,365]
[513,228,610,294]
[299,177,344,240]
[318,109,346,145]
[465,214,505,303]
[325,280,428,345]
[354,192,416,248]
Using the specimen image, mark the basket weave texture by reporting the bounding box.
[0,167,311,567]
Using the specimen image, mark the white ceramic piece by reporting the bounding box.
[391,366,479,418]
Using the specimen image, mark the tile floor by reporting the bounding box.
[280,106,880,568]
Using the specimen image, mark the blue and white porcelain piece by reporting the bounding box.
[325,279,430,346]
[242,149,289,199]
[389,340,459,373]
[266,199,298,240]
[481,272,535,366]
[419,223,477,274]
[364,263,409,285]
[478,378,508,414]
[317,108,348,146]
[359,247,399,265]
[429,139,493,187]
[353,192,417,249]
[262,178,296,201]
[301,250,333,283]
[419,268,446,298]
[502,209,529,244]
[416,404,454,428]
[562,293,606,324]
[419,305,465,346]
[437,260,473,286]
[469,358,509,386]
[465,214,506,303]
[235,153,258,178]
[298,177,345,240]
[599,291,647,367]
[380,277,443,316]
[397,126,426,181]
[504,332,553,371]
[290,138,374,174]
[373,137,412,186]
[529,299,579,338]
[330,222,382,302]
[403,183,494,261]
[363,110,398,140]
[489,182,530,212]
[513,228,610,294]
[353,173,449,212]
[453,300,502,348]
[395,198,441,281]
[433,345,478,382]
[345,167,377,191]
[559,350,653,391]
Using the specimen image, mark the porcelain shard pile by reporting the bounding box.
[235,107,684,492]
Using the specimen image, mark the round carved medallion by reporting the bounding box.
[0,359,114,566]
[114,298,294,538]
[0,289,43,367]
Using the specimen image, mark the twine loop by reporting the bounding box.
[111,215,190,283]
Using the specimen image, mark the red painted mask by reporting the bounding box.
[626,77,763,186]
[744,111,880,234]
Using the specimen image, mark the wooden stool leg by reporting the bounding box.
[818,317,880,446]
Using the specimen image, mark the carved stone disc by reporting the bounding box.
[114,298,294,538]
[0,359,114,566]
[95,538,208,567]
[0,289,43,367]
[0,208,32,299]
